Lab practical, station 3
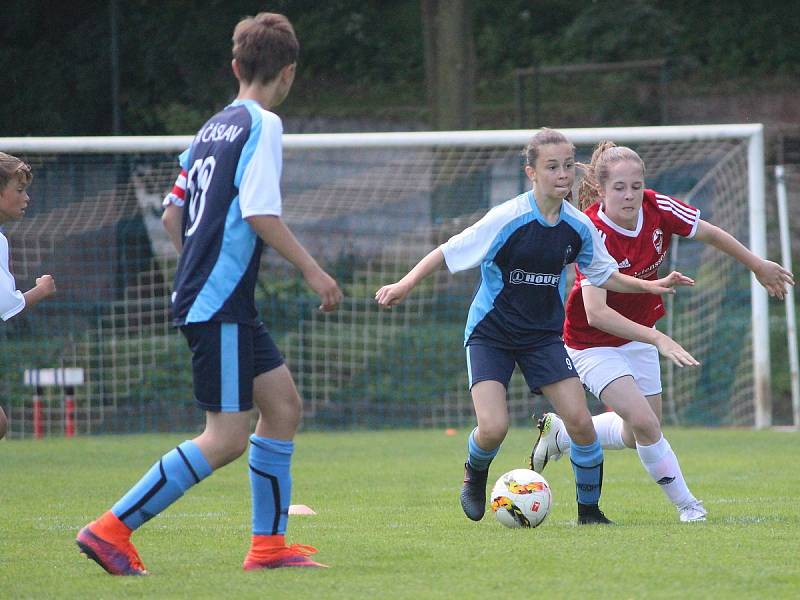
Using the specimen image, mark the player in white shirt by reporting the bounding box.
[0,153,57,440]
[377,129,695,525]
[530,141,794,522]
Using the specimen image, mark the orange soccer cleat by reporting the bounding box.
[76,512,148,576]
[243,534,328,570]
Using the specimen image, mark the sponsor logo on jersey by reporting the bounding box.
[652,228,664,253]
[509,269,560,286]
[633,252,667,278]
[617,258,631,269]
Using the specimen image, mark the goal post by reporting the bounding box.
[0,124,772,434]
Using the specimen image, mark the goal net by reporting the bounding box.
[0,125,769,437]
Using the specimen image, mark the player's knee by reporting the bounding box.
[478,422,507,448]
[630,411,661,445]
[560,410,595,445]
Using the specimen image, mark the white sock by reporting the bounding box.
[592,411,627,450]
[553,412,626,452]
[636,435,696,508]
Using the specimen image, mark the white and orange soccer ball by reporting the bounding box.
[490,468,552,528]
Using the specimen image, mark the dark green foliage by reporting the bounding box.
[2,1,797,135]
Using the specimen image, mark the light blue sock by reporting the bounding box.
[249,435,293,536]
[466,427,499,471]
[112,440,212,530]
[570,440,604,505]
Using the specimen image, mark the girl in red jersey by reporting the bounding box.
[530,141,794,522]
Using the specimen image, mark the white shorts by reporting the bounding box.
[565,340,662,399]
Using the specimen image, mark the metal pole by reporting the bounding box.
[775,165,800,428]
[533,64,541,128]
[110,0,121,134]
[748,127,771,428]
[515,71,525,128]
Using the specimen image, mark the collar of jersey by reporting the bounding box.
[227,98,261,110]
[597,204,643,237]
[527,191,565,227]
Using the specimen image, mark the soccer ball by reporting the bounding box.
[490,468,552,528]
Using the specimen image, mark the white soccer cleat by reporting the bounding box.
[529,413,566,473]
[678,499,707,522]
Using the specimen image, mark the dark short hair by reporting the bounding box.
[232,12,299,84]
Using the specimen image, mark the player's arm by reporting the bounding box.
[161,168,188,254]
[581,284,699,367]
[19,275,56,315]
[246,215,342,312]
[601,270,694,295]
[162,204,183,253]
[694,220,794,299]
[375,247,445,307]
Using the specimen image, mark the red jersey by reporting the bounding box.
[563,189,701,349]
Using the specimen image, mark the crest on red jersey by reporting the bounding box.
[652,228,664,254]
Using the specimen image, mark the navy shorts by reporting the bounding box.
[180,321,284,412]
[466,336,578,393]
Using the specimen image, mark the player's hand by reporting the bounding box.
[649,271,694,294]
[754,259,794,299]
[305,269,343,312]
[654,332,700,367]
[35,274,56,297]
[375,281,412,308]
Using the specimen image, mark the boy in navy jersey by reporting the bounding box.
[77,13,342,574]
[376,129,693,525]
[0,153,57,440]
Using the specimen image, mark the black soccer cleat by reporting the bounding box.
[460,462,489,521]
[577,503,614,525]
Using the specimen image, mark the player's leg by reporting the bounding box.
[603,344,706,522]
[459,345,514,521]
[541,377,612,524]
[243,324,326,569]
[521,339,611,524]
[638,391,705,521]
[77,322,250,575]
[533,344,642,469]
[0,405,7,440]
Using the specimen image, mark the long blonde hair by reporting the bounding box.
[577,141,644,210]
[0,152,33,189]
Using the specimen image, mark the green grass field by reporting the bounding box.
[1,427,798,599]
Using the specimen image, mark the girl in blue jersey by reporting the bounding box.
[376,128,693,524]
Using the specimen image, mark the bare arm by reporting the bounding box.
[246,215,342,312]
[582,284,699,367]
[20,275,56,315]
[601,270,694,295]
[375,247,445,307]
[161,203,184,253]
[694,220,794,299]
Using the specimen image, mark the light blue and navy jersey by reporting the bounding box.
[440,191,618,348]
[171,99,284,326]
